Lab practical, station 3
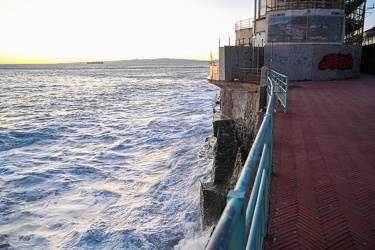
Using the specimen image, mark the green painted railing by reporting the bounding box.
[205,69,288,250]
[268,69,288,113]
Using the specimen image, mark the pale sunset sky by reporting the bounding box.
[0,0,253,64]
[1,0,374,64]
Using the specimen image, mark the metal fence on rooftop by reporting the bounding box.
[235,19,254,31]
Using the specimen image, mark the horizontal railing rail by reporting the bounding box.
[205,69,288,250]
[232,67,261,83]
[269,1,344,11]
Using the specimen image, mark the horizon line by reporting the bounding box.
[0,57,211,65]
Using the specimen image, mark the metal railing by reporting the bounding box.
[232,68,261,83]
[205,70,288,250]
[235,19,254,31]
[268,70,288,113]
[270,0,345,11]
[363,35,375,46]
[236,38,252,46]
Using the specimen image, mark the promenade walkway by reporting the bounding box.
[265,74,375,249]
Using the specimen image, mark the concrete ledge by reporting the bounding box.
[208,79,259,91]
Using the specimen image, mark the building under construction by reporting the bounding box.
[213,0,367,81]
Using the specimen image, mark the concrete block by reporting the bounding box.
[200,182,226,231]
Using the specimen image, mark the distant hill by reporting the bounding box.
[109,58,209,65]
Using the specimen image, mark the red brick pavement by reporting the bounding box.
[265,74,375,249]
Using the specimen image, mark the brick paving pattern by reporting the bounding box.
[265,74,375,249]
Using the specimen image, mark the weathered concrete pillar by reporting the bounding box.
[228,147,247,191]
[200,182,226,231]
[200,118,237,231]
[212,119,237,185]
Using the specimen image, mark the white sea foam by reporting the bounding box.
[0,62,219,249]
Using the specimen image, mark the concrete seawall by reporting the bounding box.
[200,86,261,230]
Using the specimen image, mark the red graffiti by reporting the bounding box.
[318,53,353,70]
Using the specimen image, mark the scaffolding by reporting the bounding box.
[345,0,366,45]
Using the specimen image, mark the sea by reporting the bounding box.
[0,61,219,249]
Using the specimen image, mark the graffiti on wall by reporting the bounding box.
[318,53,353,70]
[294,55,313,67]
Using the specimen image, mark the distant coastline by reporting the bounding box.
[111,58,208,65]
[0,58,209,66]
[87,61,104,64]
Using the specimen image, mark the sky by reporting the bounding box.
[1,0,374,64]
[365,0,375,30]
[0,0,253,64]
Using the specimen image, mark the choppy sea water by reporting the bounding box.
[0,62,219,249]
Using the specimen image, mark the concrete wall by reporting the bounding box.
[220,89,259,141]
[264,44,362,81]
[254,18,267,33]
[219,46,254,81]
[235,28,253,46]
[219,46,265,81]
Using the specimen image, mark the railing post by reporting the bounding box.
[285,77,289,113]
[227,190,246,249]
[260,66,269,111]
[263,123,273,238]
[247,169,267,250]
